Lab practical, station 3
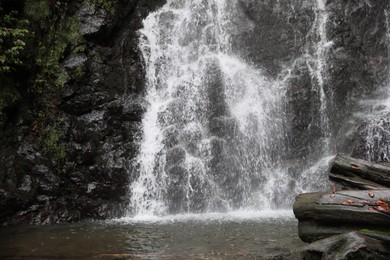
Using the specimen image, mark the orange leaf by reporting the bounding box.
[342,199,355,205]
[351,163,360,170]
[375,200,390,210]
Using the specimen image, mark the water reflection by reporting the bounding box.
[0,212,304,259]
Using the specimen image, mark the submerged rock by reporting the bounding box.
[286,231,390,260]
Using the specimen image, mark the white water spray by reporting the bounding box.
[129,0,335,217]
[130,0,289,216]
[306,0,333,153]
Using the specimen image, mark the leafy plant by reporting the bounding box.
[27,1,82,93]
[24,0,50,21]
[0,9,29,74]
[0,6,30,124]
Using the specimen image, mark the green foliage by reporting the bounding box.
[0,1,83,129]
[28,2,82,93]
[24,0,50,21]
[55,70,69,88]
[0,9,29,74]
[0,6,29,125]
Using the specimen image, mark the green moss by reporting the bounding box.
[86,0,115,14]
[54,70,69,88]
[40,123,66,160]
[72,44,86,54]
[73,66,85,80]
[360,229,390,236]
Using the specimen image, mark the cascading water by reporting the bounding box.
[351,10,390,162]
[291,0,335,193]
[129,0,334,217]
[306,0,333,154]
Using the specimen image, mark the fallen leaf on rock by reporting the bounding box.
[351,163,360,169]
[341,199,355,205]
[376,200,390,210]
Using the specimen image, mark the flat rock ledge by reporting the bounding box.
[289,154,390,259]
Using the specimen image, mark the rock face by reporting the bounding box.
[230,0,390,164]
[0,0,165,225]
[294,190,390,243]
[331,0,390,161]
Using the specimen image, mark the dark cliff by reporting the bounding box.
[0,0,165,225]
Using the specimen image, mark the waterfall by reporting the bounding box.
[290,0,335,194]
[305,0,333,154]
[352,10,390,162]
[129,0,334,217]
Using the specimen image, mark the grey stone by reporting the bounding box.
[289,232,390,260]
[76,3,107,35]
[63,54,88,69]
[18,175,32,192]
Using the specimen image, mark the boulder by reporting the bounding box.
[76,3,107,35]
[294,190,390,243]
[287,231,390,260]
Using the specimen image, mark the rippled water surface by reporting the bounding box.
[0,211,304,259]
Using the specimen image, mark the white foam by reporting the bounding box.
[112,210,295,224]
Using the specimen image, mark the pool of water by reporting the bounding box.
[0,210,305,259]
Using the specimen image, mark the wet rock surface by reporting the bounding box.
[0,0,165,225]
[330,0,390,161]
[284,231,390,260]
[292,155,390,259]
[230,0,390,165]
